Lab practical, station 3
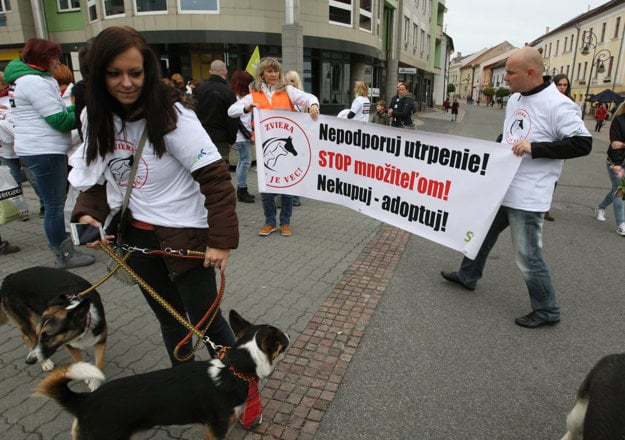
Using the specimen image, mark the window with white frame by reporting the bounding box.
[403,16,409,44]
[58,0,80,12]
[412,23,418,48]
[359,0,371,32]
[0,0,10,12]
[179,0,218,13]
[420,29,425,55]
[329,0,352,26]
[103,0,125,17]
[88,0,97,21]
[135,0,167,14]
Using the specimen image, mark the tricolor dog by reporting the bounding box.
[0,266,107,389]
[35,310,289,440]
[561,353,625,440]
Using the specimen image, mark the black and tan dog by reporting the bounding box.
[0,266,107,388]
[35,310,288,440]
[561,353,625,440]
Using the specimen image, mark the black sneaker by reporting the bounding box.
[514,311,560,328]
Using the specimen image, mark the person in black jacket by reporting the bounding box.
[389,82,415,128]
[193,60,239,163]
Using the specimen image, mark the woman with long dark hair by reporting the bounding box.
[69,26,238,364]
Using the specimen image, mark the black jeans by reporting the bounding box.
[125,225,236,366]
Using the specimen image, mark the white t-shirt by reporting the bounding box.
[11,74,72,156]
[350,95,371,122]
[0,96,17,159]
[69,103,222,229]
[501,83,591,211]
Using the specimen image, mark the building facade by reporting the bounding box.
[0,0,450,113]
[530,0,625,110]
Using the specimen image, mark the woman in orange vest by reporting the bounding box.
[229,57,319,238]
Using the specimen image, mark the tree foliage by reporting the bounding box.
[482,86,496,97]
[447,83,456,94]
[496,87,511,98]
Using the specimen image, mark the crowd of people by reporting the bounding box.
[1,28,622,434]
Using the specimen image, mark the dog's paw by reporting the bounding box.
[41,359,55,371]
[85,377,102,392]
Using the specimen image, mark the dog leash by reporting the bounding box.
[90,243,226,360]
[74,252,131,299]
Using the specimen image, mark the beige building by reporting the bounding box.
[0,0,453,112]
[530,0,625,112]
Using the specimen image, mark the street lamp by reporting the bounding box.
[580,30,611,117]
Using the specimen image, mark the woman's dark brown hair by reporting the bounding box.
[85,26,178,164]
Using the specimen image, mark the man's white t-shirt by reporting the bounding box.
[501,83,591,212]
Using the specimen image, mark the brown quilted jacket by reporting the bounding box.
[71,160,239,278]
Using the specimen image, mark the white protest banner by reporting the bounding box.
[253,109,522,259]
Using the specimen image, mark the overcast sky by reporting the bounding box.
[444,0,608,56]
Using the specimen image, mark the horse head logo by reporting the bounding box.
[262,136,298,171]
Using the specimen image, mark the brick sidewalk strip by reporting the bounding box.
[234,225,410,440]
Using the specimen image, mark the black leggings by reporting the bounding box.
[125,226,235,366]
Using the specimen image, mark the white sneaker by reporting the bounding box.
[595,208,607,222]
[617,223,625,236]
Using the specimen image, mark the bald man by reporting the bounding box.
[441,46,592,328]
[193,60,238,163]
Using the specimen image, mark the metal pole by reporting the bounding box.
[583,60,594,118]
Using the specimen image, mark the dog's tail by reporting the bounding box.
[34,362,105,414]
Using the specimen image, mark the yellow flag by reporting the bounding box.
[245,46,260,76]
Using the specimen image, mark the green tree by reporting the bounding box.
[495,87,511,108]
[482,87,496,106]
[447,83,456,95]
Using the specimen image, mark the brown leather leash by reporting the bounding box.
[76,243,226,362]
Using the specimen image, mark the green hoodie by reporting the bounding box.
[4,59,75,132]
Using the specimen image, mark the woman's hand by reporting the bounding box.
[204,248,230,271]
[309,104,320,120]
[77,215,115,248]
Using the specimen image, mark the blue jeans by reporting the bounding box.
[598,160,625,226]
[455,206,560,320]
[261,192,292,226]
[19,154,68,247]
[234,140,252,188]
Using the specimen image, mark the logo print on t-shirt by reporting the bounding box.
[110,139,148,188]
[504,109,531,144]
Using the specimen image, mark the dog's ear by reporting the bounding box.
[229,310,252,338]
[262,328,289,361]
